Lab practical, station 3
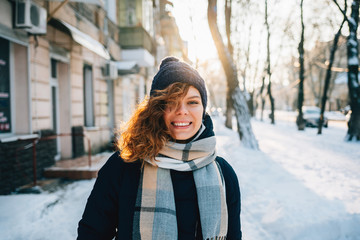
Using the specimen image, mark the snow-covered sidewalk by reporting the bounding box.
[215,116,360,240]
[0,115,359,240]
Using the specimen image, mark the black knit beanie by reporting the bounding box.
[150,57,207,111]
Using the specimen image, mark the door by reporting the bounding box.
[50,58,60,160]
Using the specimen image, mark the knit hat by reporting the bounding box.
[150,57,207,111]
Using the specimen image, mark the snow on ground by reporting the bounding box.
[0,180,95,240]
[215,112,360,240]
[0,111,359,240]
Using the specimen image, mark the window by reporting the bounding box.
[83,65,94,127]
[51,58,57,79]
[0,38,11,134]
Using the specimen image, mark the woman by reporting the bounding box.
[77,57,242,240]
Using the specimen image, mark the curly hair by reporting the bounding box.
[116,82,192,163]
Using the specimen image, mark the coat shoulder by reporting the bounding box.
[99,151,141,175]
[215,156,240,198]
[215,156,238,181]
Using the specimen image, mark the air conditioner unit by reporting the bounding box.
[14,0,47,35]
[103,61,118,79]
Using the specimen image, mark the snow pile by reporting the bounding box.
[0,114,359,240]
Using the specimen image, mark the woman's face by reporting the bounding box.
[163,86,204,141]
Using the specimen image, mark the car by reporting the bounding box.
[302,106,328,128]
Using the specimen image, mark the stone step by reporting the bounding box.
[43,168,98,180]
[43,152,112,180]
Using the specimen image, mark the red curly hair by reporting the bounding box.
[116,82,192,162]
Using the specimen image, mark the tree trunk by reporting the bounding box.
[259,75,266,121]
[248,90,255,117]
[296,0,306,130]
[317,67,324,106]
[265,0,275,124]
[267,80,275,123]
[225,0,233,56]
[208,0,258,149]
[224,0,233,129]
[225,90,233,128]
[346,0,360,141]
[318,19,345,134]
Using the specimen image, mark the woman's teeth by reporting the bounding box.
[173,122,190,126]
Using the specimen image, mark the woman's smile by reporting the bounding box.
[172,121,192,127]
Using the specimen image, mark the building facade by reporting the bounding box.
[0,0,187,194]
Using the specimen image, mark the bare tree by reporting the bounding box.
[233,0,263,118]
[208,0,259,149]
[296,0,306,130]
[345,0,360,140]
[318,2,347,134]
[247,39,262,117]
[265,0,275,124]
[305,42,326,105]
[224,0,234,129]
[330,0,360,140]
[258,74,267,121]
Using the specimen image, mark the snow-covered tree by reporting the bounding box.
[345,0,360,140]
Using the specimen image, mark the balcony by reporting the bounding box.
[119,26,156,55]
[69,3,95,25]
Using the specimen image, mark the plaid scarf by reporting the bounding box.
[132,121,228,240]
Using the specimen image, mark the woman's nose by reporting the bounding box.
[175,103,188,115]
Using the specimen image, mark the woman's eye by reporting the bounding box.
[188,101,199,105]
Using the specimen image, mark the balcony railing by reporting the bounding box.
[69,3,95,25]
[119,26,156,54]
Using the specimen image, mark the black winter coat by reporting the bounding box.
[77,152,242,240]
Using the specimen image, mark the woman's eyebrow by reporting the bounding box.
[186,95,201,99]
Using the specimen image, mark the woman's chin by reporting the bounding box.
[173,134,197,143]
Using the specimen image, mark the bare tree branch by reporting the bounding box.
[332,0,350,23]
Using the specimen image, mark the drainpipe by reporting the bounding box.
[27,43,32,133]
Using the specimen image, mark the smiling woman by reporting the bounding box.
[77,57,242,240]
[163,85,204,141]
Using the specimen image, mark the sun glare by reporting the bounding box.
[171,0,217,62]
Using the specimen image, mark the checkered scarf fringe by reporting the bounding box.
[132,124,228,240]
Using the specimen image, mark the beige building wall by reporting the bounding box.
[70,45,84,127]
[5,0,160,156]
[112,74,144,128]
[29,28,74,158]
[13,43,31,135]
[27,8,119,156]
[46,2,117,154]
[0,1,12,28]
[81,47,111,153]
[57,62,72,159]
[114,78,124,129]
[30,36,51,132]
